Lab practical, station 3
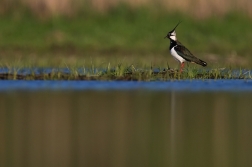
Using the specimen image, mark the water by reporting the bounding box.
[1,66,252,92]
[1,77,252,167]
[0,80,252,92]
[0,85,252,167]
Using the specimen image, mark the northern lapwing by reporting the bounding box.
[164,22,207,72]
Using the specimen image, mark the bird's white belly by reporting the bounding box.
[170,47,186,63]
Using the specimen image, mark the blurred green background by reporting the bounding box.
[0,0,252,68]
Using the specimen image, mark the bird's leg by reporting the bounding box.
[180,62,185,72]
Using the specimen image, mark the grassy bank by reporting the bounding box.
[1,65,251,80]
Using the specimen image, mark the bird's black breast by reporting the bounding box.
[169,40,177,50]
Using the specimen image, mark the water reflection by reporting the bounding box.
[0,91,252,167]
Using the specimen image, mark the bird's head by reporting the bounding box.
[164,22,181,41]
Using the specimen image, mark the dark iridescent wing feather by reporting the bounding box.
[174,41,207,66]
[174,42,197,62]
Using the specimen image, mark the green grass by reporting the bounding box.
[0,63,251,81]
[1,11,251,54]
[0,8,252,59]
[0,6,252,79]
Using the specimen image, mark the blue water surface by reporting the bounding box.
[0,80,252,92]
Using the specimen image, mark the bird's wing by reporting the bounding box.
[174,42,198,62]
[174,42,207,66]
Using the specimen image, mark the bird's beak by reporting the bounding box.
[164,35,168,39]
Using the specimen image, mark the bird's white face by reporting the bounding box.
[169,31,177,41]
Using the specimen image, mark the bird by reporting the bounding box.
[164,22,207,72]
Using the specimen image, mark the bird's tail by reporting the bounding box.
[195,59,207,67]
